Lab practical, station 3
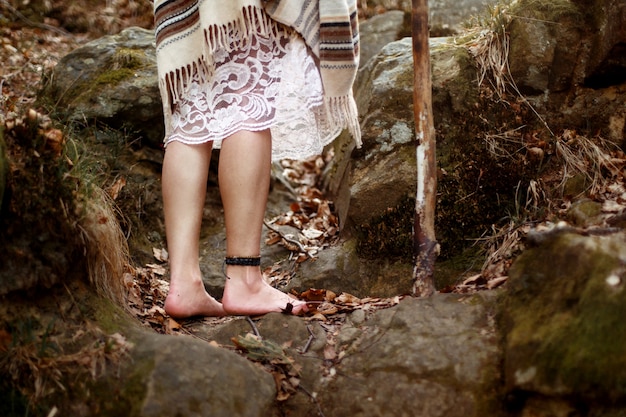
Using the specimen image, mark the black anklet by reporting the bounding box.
[223,256,261,279]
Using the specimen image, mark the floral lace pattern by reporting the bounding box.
[166,18,342,161]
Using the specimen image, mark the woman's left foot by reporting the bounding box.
[221,265,307,316]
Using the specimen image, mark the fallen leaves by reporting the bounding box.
[232,333,302,401]
[125,262,176,333]
[0,322,132,403]
[265,156,341,262]
[298,288,403,321]
[2,108,67,156]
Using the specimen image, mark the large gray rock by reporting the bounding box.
[501,229,626,412]
[506,0,626,141]
[314,294,501,417]
[42,27,163,148]
[204,292,502,417]
[507,0,626,94]
[359,10,408,67]
[342,36,532,266]
[134,331,278,417]
[294,241,414,297]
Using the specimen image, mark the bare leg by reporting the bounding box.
[219,129,307,315]
[162,141,225,318]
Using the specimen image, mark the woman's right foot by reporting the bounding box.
[164,278,226,318]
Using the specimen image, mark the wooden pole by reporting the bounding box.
[411,0,438,297]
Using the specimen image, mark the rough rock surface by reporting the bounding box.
[198,292,502,417]
[135,332,278,417]
[501,229,626,413]
[5,1,626,416]
[42,27,163,148]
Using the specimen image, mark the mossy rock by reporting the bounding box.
[39,27,163,148]
[501,230,626,403]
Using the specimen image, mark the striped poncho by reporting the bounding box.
[153,0,361,147]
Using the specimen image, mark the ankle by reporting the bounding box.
[223,256,262,280]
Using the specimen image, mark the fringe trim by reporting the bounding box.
[157,4,362,146]
[158,4,284,139]
[324,95,362,148]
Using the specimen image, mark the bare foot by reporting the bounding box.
[164,278,226,318]
[221,266,308,316]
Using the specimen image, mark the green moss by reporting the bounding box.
[113,48,147,71]
[91,294,134,334]
[510,0,583,22]
[94,67,136,85]
[92,48,147,86]
[88,353,154,417]
[567,199,603,227]
[502,232,626,400]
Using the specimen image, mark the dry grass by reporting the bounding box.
[479,220,527,274]
[555,130,621,197]
[1,321,132,404]
[77,186,133,307]
[462,1,555,135]
[483,127,526,158]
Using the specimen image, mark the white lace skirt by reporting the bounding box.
[164,12,342,161]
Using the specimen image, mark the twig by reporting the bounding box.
[263,220,313,258]
[297,385,326,417]
[246,316,261,338]
[299,325,316,354]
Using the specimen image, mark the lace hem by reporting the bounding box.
[165,12,342,161]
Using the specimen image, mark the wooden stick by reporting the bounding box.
[411,0,438,297]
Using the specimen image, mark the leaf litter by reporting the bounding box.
[121,154,405,404]
[5,5,626,406]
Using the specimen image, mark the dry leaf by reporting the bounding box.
[487,276,508,289]
[152,247,169,262]
[107,177,126,201]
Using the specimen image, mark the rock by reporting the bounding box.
[296,294,501,417]
[41,27,163,148]
[293,241,414,297]
[566,199,605,227]
[574,0,626,88]
[325,0,626,271]
[134,332,278,417]
[507,1,583,94]
[364,0,498,35]
[359,10,409,67]
[507,0,626,143]
[501,230,626,409]
[200,292,501,417]
[341,35,534,266]
[348,37,419,230]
